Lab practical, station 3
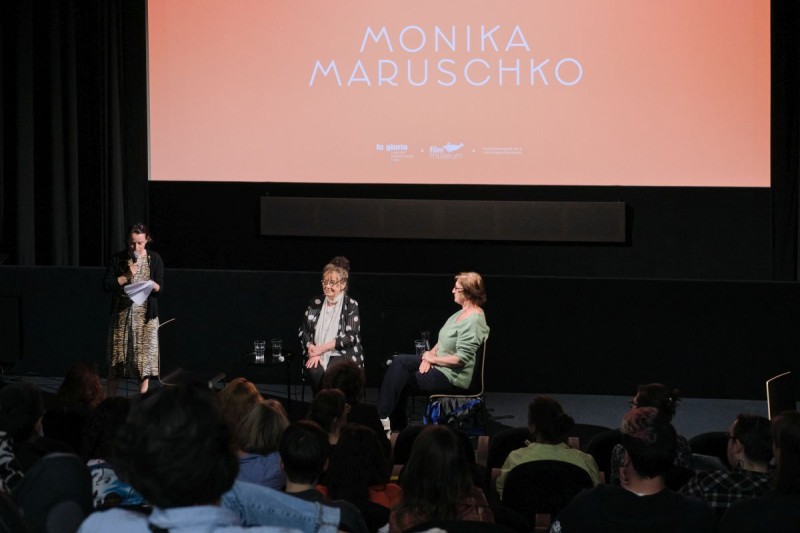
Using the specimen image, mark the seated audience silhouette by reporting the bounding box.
[280,421,368,533]
[680,413,772,520]
[319,424,401,531]
[608,383,694,485]
[719,411,800,532]
[308,388,349,447]
[495,396,601,500]
[82,397,145,508]
[321,359,390,459]
[236,399,288,490]
[390,425,494,532]
[551,407,714,532]
[78,382,341,532]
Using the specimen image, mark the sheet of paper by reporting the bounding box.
[124,280,154,305]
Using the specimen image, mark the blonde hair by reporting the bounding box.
[455,272,487,306]
[238,399,289,454]
[219,378,264,436]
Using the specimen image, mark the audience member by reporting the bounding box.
[496,396,601,500]
[680,413,772,520]
[551,407,714,532]
[219,378,265,439]
[55,362,105,410]
[608,383,694,485]
[78,383,340,532]
[281,421,368,533]
[0,382,48,473]
[719,411,800,532]
[390,425,494,533]
[82,397,144,509]
[320,424,401,531]
[237,399,289,490]
[321,359,390,458]
[308,389,349,446]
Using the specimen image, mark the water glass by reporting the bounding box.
[254,340,266,364]
[271,338,283,360]
[414,339,427,358]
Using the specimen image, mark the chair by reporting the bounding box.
[500,460,594,527]
[487,427,530,468]
[767,371,796,419]
[425,340,488,435]
[584,428,622,480]
[11,452,93,533]
[688,431,729,469]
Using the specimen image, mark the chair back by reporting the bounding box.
[501,460,593,525]
[767,371,796,419]
[584,429,622,478]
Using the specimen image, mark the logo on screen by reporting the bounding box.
[430,142,464,160]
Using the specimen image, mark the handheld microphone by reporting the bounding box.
[133,251,139,261]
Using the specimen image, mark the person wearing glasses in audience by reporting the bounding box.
[377,272,489,435]
[299,257,363,391]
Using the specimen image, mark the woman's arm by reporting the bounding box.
[334,297,361,352]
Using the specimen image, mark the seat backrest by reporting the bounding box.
[501,460,594,524]
[767,371,796,419]
[487,427,530,468]
[688,431,729,467]
[584,429,622,478]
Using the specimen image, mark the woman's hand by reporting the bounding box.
[152,282,161,292]
[307,343,322,357]
[418,360,432,374]
[306,355,321,369]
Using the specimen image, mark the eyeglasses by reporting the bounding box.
[453,286,464,292]
[725,432,737,441]
[628,400,639,408]
[321,279,342,287]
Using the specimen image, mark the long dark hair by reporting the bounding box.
[772,411,800,495]
[327,424,389,501]
[528,396,575,444]
[395,425,473,523]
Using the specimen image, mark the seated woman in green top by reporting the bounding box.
[377,272,489,434]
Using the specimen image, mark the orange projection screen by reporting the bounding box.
[147,1,770,186]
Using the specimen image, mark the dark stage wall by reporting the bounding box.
[1,266,797,400]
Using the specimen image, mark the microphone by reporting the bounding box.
[133,251,139,261]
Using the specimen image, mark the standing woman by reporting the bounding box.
[299,256,363,391]
[104,223,163,396]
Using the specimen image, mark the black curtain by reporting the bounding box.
[0,0,148,267]
[1,0,799,281]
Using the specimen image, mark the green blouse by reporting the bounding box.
[434,310,490,389]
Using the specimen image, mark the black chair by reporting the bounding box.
[487,427,530,469]
[584,428,622,480]
[425,340,488,435]
[767,371,796,419]
[570,424,612,453]
[11,452,93,533]
[688,431,729,469]
[500,460,594,527]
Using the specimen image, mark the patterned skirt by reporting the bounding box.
[106,260,159,380]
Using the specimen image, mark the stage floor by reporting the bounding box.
[3,373,783,440]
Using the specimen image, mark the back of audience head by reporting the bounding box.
[327,423,389,501]
[308,388,348,435]
[727,413,772,469]
[321,359,365,405]
[56,362,104,409]
[0,382,44,443]
[633,383,681,421]
[219,377,264,437]
[771,410,800,495]
[280,421,330,485]
[398,425,473,520]
[621,407,677,478]
[238,399,289,455]
[528,396,575,444]
[82,397,131,462]
[112,383,238,508]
